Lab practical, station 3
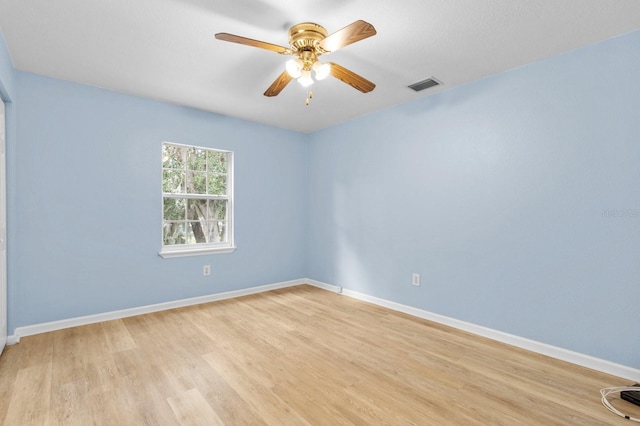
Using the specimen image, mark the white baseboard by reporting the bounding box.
[305,279,343,293]
[9,278,305,343]
[306,279,640,382]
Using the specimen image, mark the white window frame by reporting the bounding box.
[159,142,235,258]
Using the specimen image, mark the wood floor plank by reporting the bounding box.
[167,388,224,426]
[201,346,312,425]
[0,343,22,420]
[50,325,121,395]
[3,362,52,425]
[100,319,136,353]
[1,285,638,425]
[50,380,91,426]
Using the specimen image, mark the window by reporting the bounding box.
[160,142,234,258]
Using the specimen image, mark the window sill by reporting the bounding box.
[159,245,236,258]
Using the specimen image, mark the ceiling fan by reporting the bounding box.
[215,20,377,102]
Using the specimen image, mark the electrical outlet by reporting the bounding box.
[203,265,211,276]
[412,273,420,286]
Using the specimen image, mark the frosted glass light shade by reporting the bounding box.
[298,69,314,87]
[286,59,303,78]
[313,62,331,80]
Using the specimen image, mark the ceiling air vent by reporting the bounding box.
[408,77,441,92]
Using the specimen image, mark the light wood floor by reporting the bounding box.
[1,285,638,425]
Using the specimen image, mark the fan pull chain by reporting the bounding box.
[305,91,314,106]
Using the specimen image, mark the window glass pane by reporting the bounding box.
[207,221,226,243]
[207,173,227,195]
[163,169,185,194]
[187,199,207,221]
[187,221,209,244]
[208,200,227,220]
[187,171,207,194]
[207,151,227,174]
[163,145,185,169]
[163,198,186,220]
[163,221,186,245]
[187,147,207,171]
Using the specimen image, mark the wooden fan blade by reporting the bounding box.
[264,71,294,97]
[215,33,292,54]
[318,20,376,53]
[327,62,375,93]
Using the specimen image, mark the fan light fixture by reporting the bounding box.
[285,58,331,87]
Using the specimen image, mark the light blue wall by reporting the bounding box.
[308,30,640,368]
[10,72,308,332]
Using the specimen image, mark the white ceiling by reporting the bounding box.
[1,1,640,133]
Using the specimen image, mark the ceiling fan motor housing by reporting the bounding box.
[288,22,328,52]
